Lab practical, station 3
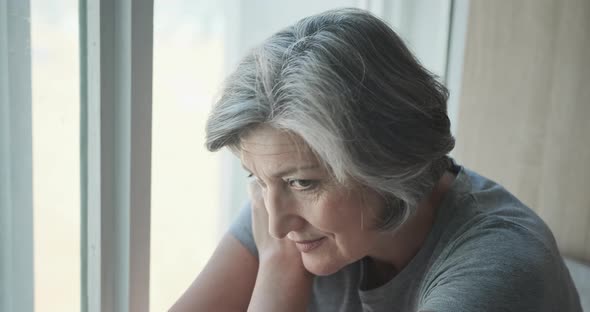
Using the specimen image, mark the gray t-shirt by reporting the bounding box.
[230,165,582,311]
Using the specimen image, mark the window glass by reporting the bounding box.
[150,1,225,311]
[31,1,80,311]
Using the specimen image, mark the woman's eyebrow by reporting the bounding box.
[270,165,320,178]
[241,164,320,178]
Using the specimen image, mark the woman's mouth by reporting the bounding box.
[294,237,326,253]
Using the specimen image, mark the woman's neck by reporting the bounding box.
[365,170,456,288]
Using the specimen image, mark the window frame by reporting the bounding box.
[445,0,470,136]
[0,0,35,311]
[80,0,154,311]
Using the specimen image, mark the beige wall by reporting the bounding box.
[454,0,590,262]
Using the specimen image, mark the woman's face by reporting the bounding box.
[240,125,386,276]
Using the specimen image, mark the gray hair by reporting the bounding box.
[205,8,455,230]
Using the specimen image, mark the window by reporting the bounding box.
[150,1,225,310]
[31,1,81,311]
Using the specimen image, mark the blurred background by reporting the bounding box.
[3,0,588,311]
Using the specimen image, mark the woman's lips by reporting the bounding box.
[294,237,326,253]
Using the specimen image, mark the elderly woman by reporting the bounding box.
[171,8,581,312]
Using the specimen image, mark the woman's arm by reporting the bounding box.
[170,232,313,312]
[169,232,258,312]
[246,181,314,311]
[248,252,313,312]
[171,181,314,311]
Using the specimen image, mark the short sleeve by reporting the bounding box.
[418,219,580,312]
[229,202,258,258]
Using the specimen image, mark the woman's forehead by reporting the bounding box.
[239,126,321,171]
[240,126,310,156]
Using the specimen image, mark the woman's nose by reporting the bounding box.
[264,189,305,239]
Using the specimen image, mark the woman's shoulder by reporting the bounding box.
[447,165,557,251]
[417,165,582,311]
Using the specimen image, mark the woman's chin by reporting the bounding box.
[302,256,343,276]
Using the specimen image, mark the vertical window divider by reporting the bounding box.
[81,0,154,311]
[0,0,34,311]
[445,0,470,137]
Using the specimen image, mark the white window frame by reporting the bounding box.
[80,0,154,311]
[0,0,35,311]
[445,0,470,136]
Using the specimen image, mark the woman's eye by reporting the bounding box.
[287,179,316,191]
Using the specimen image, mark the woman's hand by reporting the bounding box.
[248,181,306,265]
[247,181,314,312]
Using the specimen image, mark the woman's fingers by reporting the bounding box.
[248,180,270,249]
[247,180,264,211]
